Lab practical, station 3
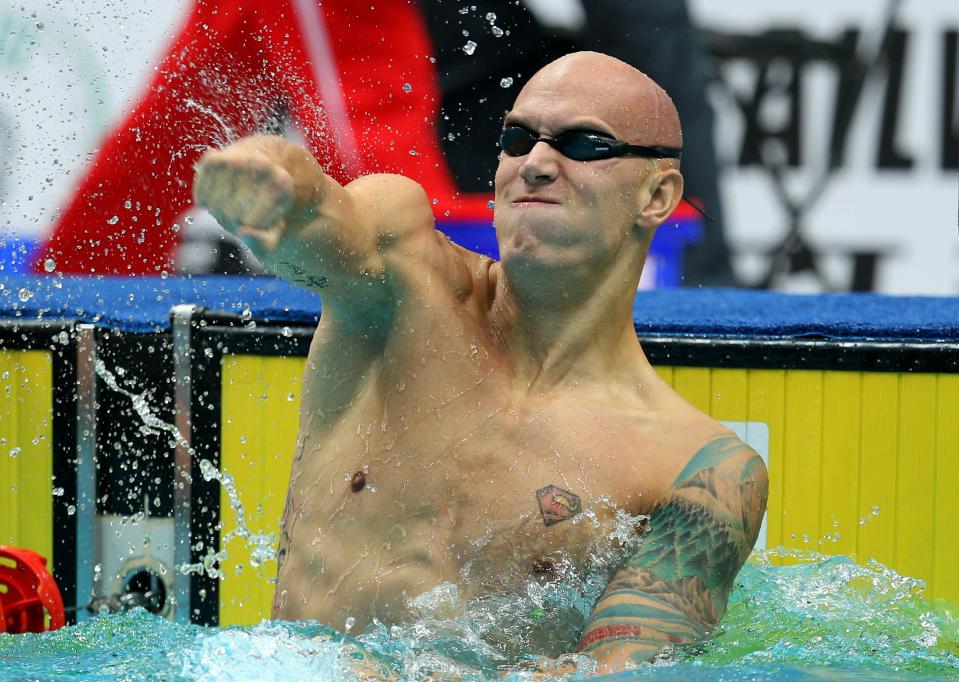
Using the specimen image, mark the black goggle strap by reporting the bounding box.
[682,196,715,223]
[618,142,683,160]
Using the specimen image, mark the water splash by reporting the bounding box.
[1,549,956,680]
[92,358,276,579]
[183,98,239,147]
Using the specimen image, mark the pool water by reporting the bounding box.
[1,548,957,681]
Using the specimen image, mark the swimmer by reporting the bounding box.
[193,51,768,675]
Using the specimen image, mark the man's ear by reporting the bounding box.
[637,168,684,229]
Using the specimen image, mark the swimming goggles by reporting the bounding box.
[499,124,682,162]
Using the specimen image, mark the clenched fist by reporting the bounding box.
[192,135,324,258]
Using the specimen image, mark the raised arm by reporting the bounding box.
[192,135,437,320]
[577,435,768,672]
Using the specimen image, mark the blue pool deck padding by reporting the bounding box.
[0,275,958,342]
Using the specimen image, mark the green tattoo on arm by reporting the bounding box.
[278,260,328,289]
[577,435,768,664]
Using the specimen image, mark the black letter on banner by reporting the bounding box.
[828,29,864,170]
[942,31,958,170]
[877,28,914,169]
[737,29,804,168]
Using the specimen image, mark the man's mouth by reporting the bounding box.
[511,195,560,205]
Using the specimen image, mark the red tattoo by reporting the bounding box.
[535,484,582,526]
[576,624,683,651]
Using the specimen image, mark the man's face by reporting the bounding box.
[492,66,656,275]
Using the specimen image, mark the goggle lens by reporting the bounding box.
[498,125,620,161]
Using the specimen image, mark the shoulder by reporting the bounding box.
[662,432,768,552]
[344,173,491,300]
[345,173,435,241]
[673,432,766,489]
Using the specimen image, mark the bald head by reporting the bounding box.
[514,51,683,151]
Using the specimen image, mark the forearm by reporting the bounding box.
[582,638,667,671]
[575,593,706,672]
[194,135,385,294]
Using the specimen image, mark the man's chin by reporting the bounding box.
[499,242,586,278]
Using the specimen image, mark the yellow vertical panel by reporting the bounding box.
[819,372,861,558]
[894,374,937,588]
[780,371,824,550]
[218,354,260,624]
[932,374,959,604]
[0,350,53,560]
[0,351,19,544]
[708,369,748,422]
[744,370,786,548]
[219,355,304,626]
[856,373,899,568]
[652,365,673,386]
[255,356,303,618]
[672,367,711,412]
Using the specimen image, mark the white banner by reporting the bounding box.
[691,0,958,294]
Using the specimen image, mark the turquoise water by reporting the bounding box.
[2,548,957,681]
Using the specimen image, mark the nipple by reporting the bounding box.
[350,470,367,493]
[532,556,555,574]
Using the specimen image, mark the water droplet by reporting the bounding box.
[487,200,495,210]
[35,22,44,31]
[499,77,513,88]
[67,504,76,515]
[485,12,496,22]
[281,326,292,337]
[458,6,469,14]
[345,616,355,632]
[43,258,56,272]
[58,331,69,345]
[107,215,119,225]
[52,487,64,496]
[9,447,21,458]
[124,200,132,209]
[402,82,412,93]
[492,26,504,38]
[462,40,477,56]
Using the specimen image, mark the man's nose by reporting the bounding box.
[519,141,560,185]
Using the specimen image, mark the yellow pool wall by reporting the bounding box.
[214,356,959,625]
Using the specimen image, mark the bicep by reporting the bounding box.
[285,173,444,308]
[578,436,768,660]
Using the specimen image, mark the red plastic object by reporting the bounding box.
[0,546,66,633]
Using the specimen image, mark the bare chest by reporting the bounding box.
[276,384,679,627]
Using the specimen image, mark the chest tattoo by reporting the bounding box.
[535,484,582,527]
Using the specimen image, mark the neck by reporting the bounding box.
[490,250,650,394]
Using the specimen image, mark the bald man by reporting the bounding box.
[193,51,767,674]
